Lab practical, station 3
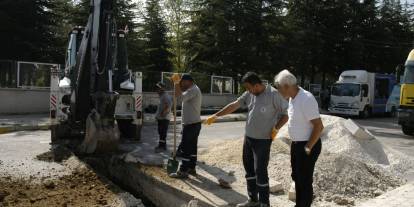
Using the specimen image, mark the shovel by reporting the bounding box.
[167,83,179,174]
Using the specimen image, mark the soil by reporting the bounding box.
[35,146,73,163]
[1,150,143,207]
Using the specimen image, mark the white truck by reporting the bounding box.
[329,70,396,118]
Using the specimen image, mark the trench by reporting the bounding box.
[78,154,157,207]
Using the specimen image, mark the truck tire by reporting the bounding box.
[402,125,414,136]
[359,107,370,119]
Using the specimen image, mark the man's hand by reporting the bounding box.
[271,128,278,140]
[170,73,181,84]
[203,115,217,125]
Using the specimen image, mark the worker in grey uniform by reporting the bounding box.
[154,82,172,152]
[205,72,289,207]
[169,73,202,178]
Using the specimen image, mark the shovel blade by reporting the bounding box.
[167,158,179,174]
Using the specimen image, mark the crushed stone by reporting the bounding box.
[199,115,414,205]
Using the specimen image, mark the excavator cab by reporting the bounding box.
[50,0,143,153]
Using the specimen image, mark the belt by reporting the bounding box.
[183,122,201,127]
[291,140,308,144]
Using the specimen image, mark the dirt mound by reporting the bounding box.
[35,146,73,163]
[0,155,143,207]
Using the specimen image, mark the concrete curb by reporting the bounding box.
[0,124,50,135]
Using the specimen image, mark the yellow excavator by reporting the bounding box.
[398,50,414,136]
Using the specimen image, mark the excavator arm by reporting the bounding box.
[70,0,120,153]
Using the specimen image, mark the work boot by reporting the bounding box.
[154,145,166,153]
[175,149,184,158]
[236,199,259,207]
[169,170,189,179]
[188,168,197,176]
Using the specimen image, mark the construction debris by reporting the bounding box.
[269,179,284,193]
[288,182,296,201]
[344,119,374,140]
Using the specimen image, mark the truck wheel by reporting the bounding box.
[359,107,370,119]
[402,125,414,136]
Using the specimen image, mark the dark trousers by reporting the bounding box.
[243,136,272,205]
[179,122,201,171]
[157,119,170,147]
[291,139,322,207]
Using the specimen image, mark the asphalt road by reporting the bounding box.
[354,117,414,157]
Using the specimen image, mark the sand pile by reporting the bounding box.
[199,115,414,204]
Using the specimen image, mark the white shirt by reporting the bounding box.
[288,88,320,141]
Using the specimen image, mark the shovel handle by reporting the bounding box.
[173,83,177,158]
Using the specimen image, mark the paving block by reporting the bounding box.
[288,182,296,201]
[344,119,375,140]
[269,179,283,193]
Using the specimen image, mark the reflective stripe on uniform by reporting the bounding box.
[246,176,257,180]
[256,182,269,187]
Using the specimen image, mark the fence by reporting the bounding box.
[0,60,60,89]
[0,61,237,95]
[144,71,237,94]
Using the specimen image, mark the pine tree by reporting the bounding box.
[142,0,173,72]
[0,0,57,62]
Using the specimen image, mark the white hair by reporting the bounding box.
[274,69,297,86]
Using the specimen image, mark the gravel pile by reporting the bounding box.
[199,115,414,205]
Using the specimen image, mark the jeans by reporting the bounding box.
[179,122,201,171]
[157,119,170,147]
[291,139,322,207]
[243,136,272,205]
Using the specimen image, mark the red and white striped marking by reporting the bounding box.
[135,96,142,111]
[50,94,57,109]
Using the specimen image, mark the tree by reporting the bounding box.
[142,0,173,72]
[185,0,286,79]
[164,0,192,72]
[0,0,57,62]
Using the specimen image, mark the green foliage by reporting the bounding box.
[1,0,414,87]
[0,0,57,62]
[142,0,173,72]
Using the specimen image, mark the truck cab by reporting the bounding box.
[329,70,372,117]
[329,70,395,118]
[398,50,414,136]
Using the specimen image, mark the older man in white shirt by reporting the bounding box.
[274,70,324,207]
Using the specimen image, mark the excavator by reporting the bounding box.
[49,0,143,153]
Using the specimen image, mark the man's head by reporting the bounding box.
[156,82,166,95]
[180,74,194,91]
[241,72,265,96]
[274,69,298,98]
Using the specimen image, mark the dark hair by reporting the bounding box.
[241,72,262,85]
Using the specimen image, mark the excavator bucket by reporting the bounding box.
[79,109,120,154]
